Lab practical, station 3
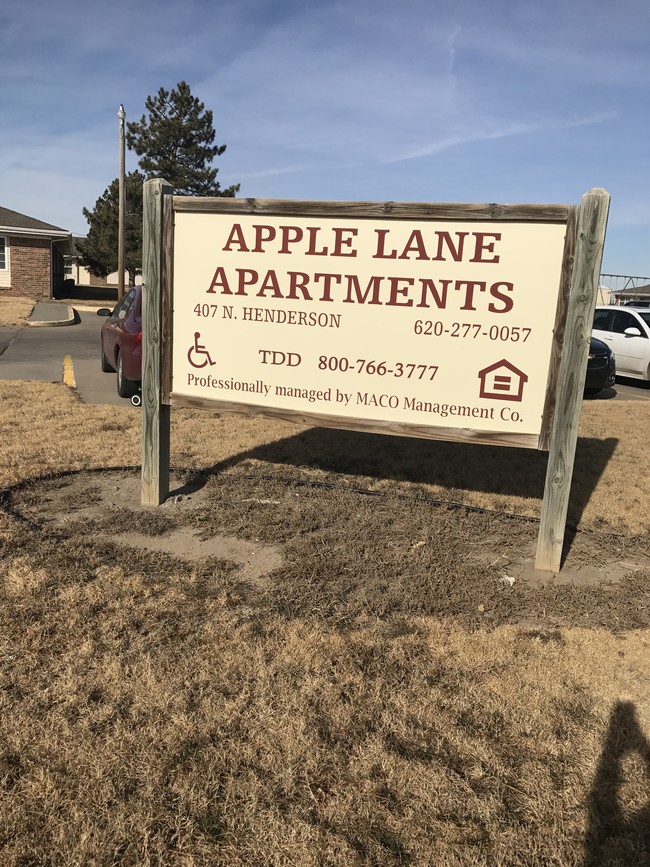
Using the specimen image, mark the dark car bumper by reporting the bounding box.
[585,347,615,391]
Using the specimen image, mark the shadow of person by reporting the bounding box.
[584,701,650,865]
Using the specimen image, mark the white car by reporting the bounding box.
[592,305,650,381]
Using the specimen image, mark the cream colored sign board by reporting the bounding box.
[172,213,566,438]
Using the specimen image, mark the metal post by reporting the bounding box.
[117,104,126,301]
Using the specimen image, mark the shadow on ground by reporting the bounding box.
[182,427,618,565]
[54,283,119,305]
[584,701,650,865]
[5,465,650,630]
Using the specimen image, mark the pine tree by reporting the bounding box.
[77,172,144,284]
[126,81,240,196]
[80,83,239,280]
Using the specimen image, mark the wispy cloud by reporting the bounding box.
[383,109,619,165]
[235,164,308,181]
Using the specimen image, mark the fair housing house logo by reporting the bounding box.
[478,360,528,401]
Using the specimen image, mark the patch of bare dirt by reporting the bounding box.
[7,468,650,632]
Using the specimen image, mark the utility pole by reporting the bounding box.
[117,104,126,301]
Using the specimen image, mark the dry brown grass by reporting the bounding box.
[0,295,36,327]
[2,380,649,531]
[1,381,649,866]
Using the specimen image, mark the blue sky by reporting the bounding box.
[2,0,649,277]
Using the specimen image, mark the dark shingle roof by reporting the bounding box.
[0,205,68,234]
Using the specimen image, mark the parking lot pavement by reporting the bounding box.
[0,324,66,382]
[611,379,650,401]
[0,327,21,358]
[0,309,132,407]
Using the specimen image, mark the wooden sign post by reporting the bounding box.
[141,183,610,575]
[141,178,172,506]
[535,189,610,571]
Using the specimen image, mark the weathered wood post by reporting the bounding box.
[535,188,610,572]
[141,178,172,505]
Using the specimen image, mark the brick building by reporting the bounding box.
[0,206,72,298]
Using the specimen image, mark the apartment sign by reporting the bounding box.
[142,186,610,573]
[171,206,567,447]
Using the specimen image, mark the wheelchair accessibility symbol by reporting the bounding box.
[187,332,216,368]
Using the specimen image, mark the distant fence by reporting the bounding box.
[600,274,650,302]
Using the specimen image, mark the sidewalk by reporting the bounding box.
[28,301,75,327]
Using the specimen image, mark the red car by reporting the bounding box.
[98,285,142,398]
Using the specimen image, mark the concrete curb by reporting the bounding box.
[27,305,76,327]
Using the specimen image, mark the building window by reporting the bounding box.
[0,237,6,270]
